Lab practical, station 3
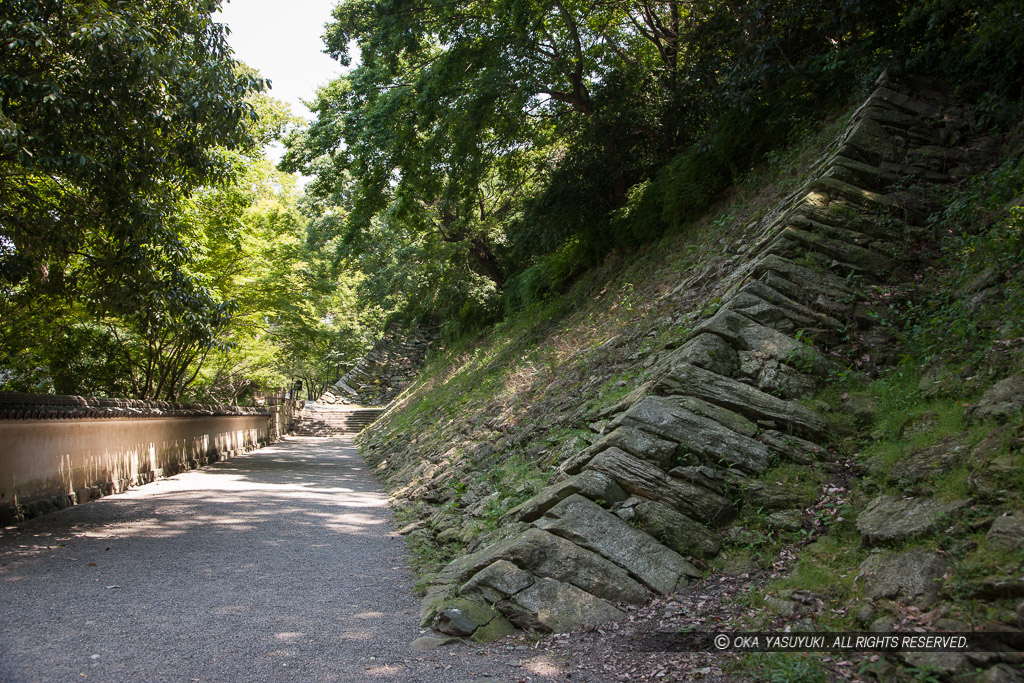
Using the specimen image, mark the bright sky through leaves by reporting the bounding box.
[215,0,341,161]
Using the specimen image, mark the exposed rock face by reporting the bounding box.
[457,560,534,604]
[856,495,971,546]
[966,375,1024,424]
[987,513,1024,551]
[858,549,948,608]
[434,598,502,636]
[879,436,968,486]
[656,362,830,438]
[533,494,701,594]
[668,333,738,376]
[624,498,722,559]
[610,395,770,474]
[414,74,988,640]
[501,471,627,524]
[587,447,734,524]
[498,577,626,633]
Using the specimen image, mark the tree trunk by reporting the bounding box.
[467,236,506,289]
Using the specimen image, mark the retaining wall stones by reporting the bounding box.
[321,323,440,406]
[416,72,991,640]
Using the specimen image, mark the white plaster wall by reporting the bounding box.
[0,415,268,510]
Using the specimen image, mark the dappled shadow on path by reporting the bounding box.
[1,436,394,545]
[0,436,492,681]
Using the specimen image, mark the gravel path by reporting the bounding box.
[0,437,558,682]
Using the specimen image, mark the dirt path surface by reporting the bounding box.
[0,437,562,682]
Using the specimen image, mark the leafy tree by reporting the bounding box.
[0,0,265,398]
[285,1,788,312]
[182,117,380,404]
[289,0,1024,334]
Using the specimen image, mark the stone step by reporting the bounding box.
[656,362,830,439]
[766,226,894,277]
[292,408,383,435]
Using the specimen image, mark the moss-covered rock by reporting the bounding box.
[857,548,948,608]
[856,495,970,546]
[498,577,626,633]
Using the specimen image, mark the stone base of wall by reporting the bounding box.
[267,401,300,441]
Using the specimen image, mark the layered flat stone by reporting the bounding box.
[669,395,758,438]
[502,528,648,604]
[584,425,680,470]
[588,447,734,523]
[434,597,502,636]
[657,362,830,438]
[689,308,825,374]
[610,395,770,474]
[629,499,722,559]
[501,470,627,524]
[499,577,625,633]
[659,333,739,377]
[724,292,798,333]
[857,495,971,546]
[457,559,535,604]
[758,430,825,465]
[534,494,701,594]
[987,513,1024,551]
[773,225,894,276]
[858,548,948,608]
[750,254,857,305]
[448,528,648,606]
[738,279,844,332]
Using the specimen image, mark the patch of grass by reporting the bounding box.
[711,543,781,576]
[931,464,971,501]
[581,367,644,417]
[760,464,826,504]
[407,532,461,592]
[736,652,828,683]
[949,532,1024,585]
[874,156,1024,379]
[473,452,555,532]
[862,367,929,442]
[765,528,863,630]
[841,369,984,499]
[939,531,1024,626]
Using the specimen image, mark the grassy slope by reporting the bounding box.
[736,147,1024,681]
[358,96,1024,680]
[358,107,856,584]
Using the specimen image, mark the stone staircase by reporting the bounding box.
[416,72,991,641]
[292,405,383,436]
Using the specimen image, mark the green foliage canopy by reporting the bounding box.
[286,0,917,323]
[1,0,265,308]
[0,0,265,399]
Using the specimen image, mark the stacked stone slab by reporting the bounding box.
[418,73,986,640]
[319,323,440,407]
